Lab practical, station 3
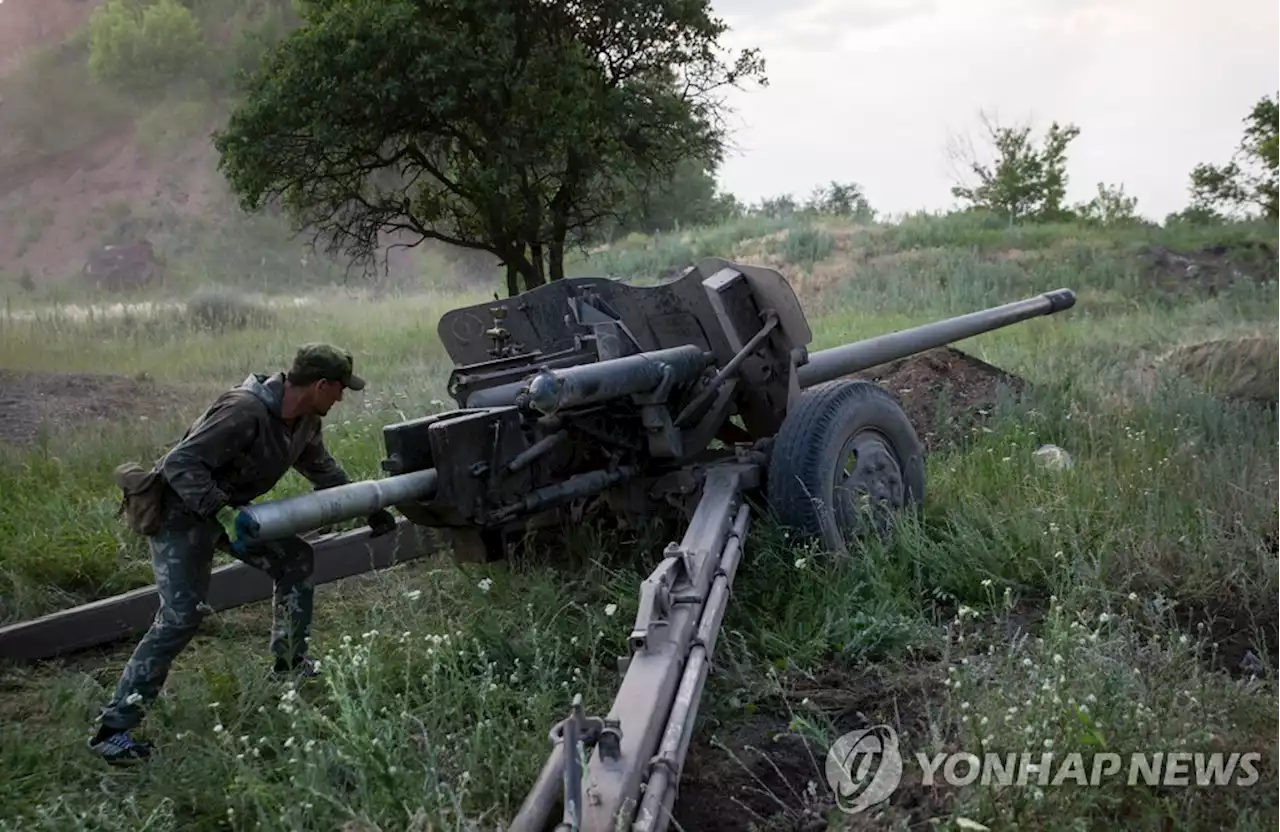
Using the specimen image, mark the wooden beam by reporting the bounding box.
[0,518,436,662]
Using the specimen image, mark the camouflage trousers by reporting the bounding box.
[97,511,315,733]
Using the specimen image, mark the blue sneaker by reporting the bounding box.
[88,729,153,764]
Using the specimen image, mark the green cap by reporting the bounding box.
[290,343,366,390]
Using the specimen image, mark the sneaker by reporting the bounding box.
[272,656,322,678]
[88,730,153,764]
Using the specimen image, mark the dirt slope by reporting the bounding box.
[0,0,98,78]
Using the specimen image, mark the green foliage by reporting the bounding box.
[570,214,792,280]
[87,0,210,92]
[747,181,875,221]
[1180,92,1279,221]
[770,224,835,267]
[755,193,798,218]
[214,0,766,297]
[226,1,301,84]
[1074,181,1143,227]
[803,181,875,220]
[597,157,742,239]
[948,111,1081,223]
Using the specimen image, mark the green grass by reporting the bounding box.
[0,214,1276,831]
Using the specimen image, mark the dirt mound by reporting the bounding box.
[1139,240,1277,295]
[673,664,948,831]
[1159,335,1278,405]
[848,346,1028,452]
[0,368,206,446]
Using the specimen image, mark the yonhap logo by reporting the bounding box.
[821,728,1262,816]
[824,725,904,814]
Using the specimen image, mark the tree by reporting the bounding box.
[946,111,1081,223]
[87,0,209,92]
[1183,92,1278,221]
[803,181,874,220]
[1074,182,1140,227]
[755,194,797,218]
[601,155,726,238]
[213,0,766,296]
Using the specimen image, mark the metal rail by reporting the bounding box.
[0,518,432,661]
[510,461,758,832]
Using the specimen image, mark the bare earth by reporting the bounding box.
[0,368,210,446]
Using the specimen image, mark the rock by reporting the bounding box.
[1033,444,1073,470]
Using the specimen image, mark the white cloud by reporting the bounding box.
[710,0,1280,220]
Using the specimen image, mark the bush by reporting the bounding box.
[772,224,835,267]
[185,287,274,332]
[87,0,209,92]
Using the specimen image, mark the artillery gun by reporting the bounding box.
[234,257,1076,831]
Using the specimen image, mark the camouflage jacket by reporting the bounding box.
[157,372,351,518]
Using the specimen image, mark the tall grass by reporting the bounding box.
[0,214,1275,831]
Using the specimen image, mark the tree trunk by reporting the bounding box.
[505,262,519,298]
[530,242,545,285]
[549,238,564,282]
[515,253,545,292]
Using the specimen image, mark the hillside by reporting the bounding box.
[0,0,94,76]
[0,0,446,295]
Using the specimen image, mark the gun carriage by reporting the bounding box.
[234,257,1076,831]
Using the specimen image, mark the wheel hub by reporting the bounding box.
[833,429,905,540]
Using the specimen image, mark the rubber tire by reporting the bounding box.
[767,379,925,554]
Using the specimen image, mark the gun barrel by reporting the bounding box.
[237,468,439,541]
[796,288,1075,389]
[524,344,712,415]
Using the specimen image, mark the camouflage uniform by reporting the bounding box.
[95,345,390,740]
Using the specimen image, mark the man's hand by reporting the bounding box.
[367,508,396,537]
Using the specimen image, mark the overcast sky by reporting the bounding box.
[710,0,1279,221]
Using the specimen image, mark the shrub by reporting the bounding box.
[87,0,209,93]
[772,224,835,267]
[184,287,274,332]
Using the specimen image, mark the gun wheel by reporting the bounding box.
[767,379,925,554]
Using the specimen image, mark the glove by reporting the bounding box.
[229,510,259,555]
[367,508,396,538]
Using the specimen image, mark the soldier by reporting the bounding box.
[89,344,397,763]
